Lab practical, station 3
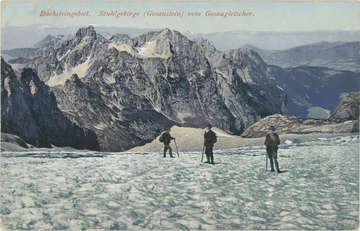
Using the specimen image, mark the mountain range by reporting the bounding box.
[246,41,360,72]
[192,30,360,51]
[1,26,286,151]
[2,26,359,151]
[2,25,359,50]
[268,65,360,117]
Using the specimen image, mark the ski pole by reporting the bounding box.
[201,145,205,163]
[265,152,268,171]
[174,140,180,157]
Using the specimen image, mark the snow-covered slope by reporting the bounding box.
[1,135,358,230]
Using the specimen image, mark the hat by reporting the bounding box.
[207,124,212,129]
[269,126,276,131]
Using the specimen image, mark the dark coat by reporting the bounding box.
[204,130,217,147]
[264,132,280,151]
[160,132,174,145]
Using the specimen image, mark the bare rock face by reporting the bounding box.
[52,74,173,151]
[2,26,286,151]
[241,91,360,138]
[330,92,360,122]
[241,114,358,138]
[1,58,99,149]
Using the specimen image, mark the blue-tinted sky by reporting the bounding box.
[1,0,359,32]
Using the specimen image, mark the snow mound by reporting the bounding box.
[130,126,239,153]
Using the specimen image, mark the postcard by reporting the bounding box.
[1,0,359,230]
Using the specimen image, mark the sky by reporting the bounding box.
[1,0,359,33]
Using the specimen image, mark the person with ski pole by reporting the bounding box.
[203,124,217,164]
[159,129,176,158]
[264,126,282,173]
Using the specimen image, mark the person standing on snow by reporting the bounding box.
[159,130,175,158]
[264,126,282,173]
[203,124,217,164]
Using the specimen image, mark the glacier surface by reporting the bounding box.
[0,135,358,230]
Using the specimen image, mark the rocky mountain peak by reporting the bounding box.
[75,25,97,39]
[158,28,172,36]
[157,28,185,40]
[135,28,189,48]
[230,48,266,64]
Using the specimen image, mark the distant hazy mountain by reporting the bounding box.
[194,30,360,50]
[2,35,67,62]
[246,41,360,72]
[33,34,65,49]
[2,48,40,61]
[268,65,360,118]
